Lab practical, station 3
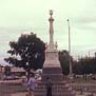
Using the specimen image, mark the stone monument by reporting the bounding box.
[42,10,63,80]
[34,10,76,96]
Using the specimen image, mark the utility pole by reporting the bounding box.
[67,19,73,76]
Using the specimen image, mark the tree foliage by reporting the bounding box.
[59,50,96,75]
[4,32,45,72]
[4,66,11,76]
[59,50,71,75]
[73,56,96,74]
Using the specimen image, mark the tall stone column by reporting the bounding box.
[49,10,54,49]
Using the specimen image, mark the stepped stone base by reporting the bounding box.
[34,80,76,96]
[42,67,63,81]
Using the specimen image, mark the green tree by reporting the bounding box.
[74,55,96,74]
[4,32,45,74]
[59,50,71,75]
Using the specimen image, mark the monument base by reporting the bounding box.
[42,67,63,81]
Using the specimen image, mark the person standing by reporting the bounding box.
[23,73,37,96]
[45,77,53,96]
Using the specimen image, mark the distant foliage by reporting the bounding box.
[73,56,96,74]
[4,66,11,76]
[4,32,45,73]
[59,50,96,75]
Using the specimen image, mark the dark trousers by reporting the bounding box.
[47,87,52,96]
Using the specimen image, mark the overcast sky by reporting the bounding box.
[0,0,96,64]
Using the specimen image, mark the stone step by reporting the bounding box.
[34,93,75,96]
[35,89,73,93]
[34,81,76,96]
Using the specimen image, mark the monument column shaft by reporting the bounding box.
[49,20,54,46]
